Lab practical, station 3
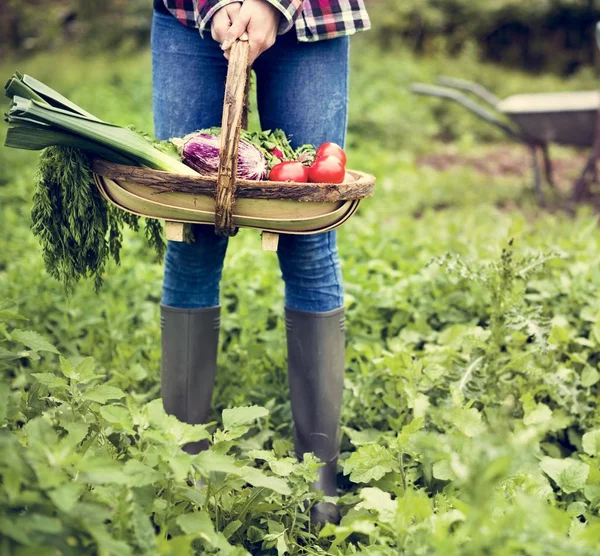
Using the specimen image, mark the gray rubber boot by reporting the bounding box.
[161,305,220,454]
[285,306,345,526]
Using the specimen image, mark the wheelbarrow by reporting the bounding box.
[412,20,600,205]
[411,77,600,202]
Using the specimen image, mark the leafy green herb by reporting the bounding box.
[31,145,163,293]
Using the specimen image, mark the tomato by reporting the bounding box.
[315,142,346,166]
[308,156,345,184]
[269,161,309,183]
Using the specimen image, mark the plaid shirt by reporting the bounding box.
[158,0,370,42]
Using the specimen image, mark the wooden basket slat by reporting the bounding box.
[93,173,361,234]
[91,159,375,203]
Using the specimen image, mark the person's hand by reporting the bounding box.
[220,0,280,64]
[210,2,243,45]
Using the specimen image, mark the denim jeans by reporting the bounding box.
[151,11,348,312]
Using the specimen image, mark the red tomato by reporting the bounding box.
[315,142,346,166]
[269,161,309,183]
[308,156,345,184]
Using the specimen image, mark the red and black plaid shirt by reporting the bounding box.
[157,0,370,42]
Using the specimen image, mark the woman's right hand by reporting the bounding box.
[211,2,243,45]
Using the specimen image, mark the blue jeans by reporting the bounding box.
[151,11,348,312]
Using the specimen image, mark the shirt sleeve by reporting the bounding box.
[262,0,304,35]
[196,0,243,38]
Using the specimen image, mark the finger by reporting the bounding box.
[221,13,250,51]
[212,23,229,44]
[248,34,275,64]
[248,42,261,65]
[223,31,249,59]
[211,11,229,43]
[226,3,241,21]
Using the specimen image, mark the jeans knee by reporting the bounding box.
[162,227,227,308]
[278,232,344,312]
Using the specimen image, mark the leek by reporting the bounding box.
[5,71,100,119]
[6,96,196,174]
[4,72,197,175]
[5,120,136,165]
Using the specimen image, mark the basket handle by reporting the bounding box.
[215,39,250,237]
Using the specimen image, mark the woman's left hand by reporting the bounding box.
[221,0,280,64]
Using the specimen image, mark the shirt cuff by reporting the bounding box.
[262,0,303,35]
[197,0,242,38]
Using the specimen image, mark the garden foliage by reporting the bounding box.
[1,35,600,556]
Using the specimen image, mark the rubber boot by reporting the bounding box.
[161,305,220,454]
[285,306,345,526]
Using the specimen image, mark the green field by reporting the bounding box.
[1,34,600,555]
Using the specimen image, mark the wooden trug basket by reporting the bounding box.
[92,40,375,251]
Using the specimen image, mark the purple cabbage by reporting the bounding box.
[174,132,267,180]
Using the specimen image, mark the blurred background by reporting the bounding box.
[2,0,600,72]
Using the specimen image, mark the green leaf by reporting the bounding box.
[0,516,31,545]
[11,329,59,354]
[31,372,68,389]
[239,466,291,496]
[432,460,455,481]
[145,398,167,427]
[176,511,218,540]
[0,300,28,321]
[397,417,424,449]
[82,384,125,403]
[165,416,210,446]
[61,422,89,448]
[26,513,63,534]
[0,346,21,362]
[78,457,130,485]
[60,356,100,382]
[248,450,296,477]
[583,430,600,457]
[592,320,600,345]
[343,444,399,483]
[451,407,486,437]
[48,482,83,514]
[131,501,158,554]
[195,451,290,494]
[523,402,553,426]
[91,526,133,556]
[319,519,377,546]
[264,531,288,556]
[24,416,59,448]
[100,405,132,427]
[194,451,243,476]
[344,427,384,447]
[156,534,194,555]
[124,460,162,487]
[548,317,571,345]
[540,457,590,494]
[222,520,242,539]
[581,367,600,388]
[222,405,269,429]
[168,452,193,482]
[409,393,430,419]
[0,383,10,423]
[357,487,397,524]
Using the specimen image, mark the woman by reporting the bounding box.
[152,0,370,525]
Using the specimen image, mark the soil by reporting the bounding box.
[416,144,591,194]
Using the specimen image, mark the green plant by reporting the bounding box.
[2,39,600,555]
